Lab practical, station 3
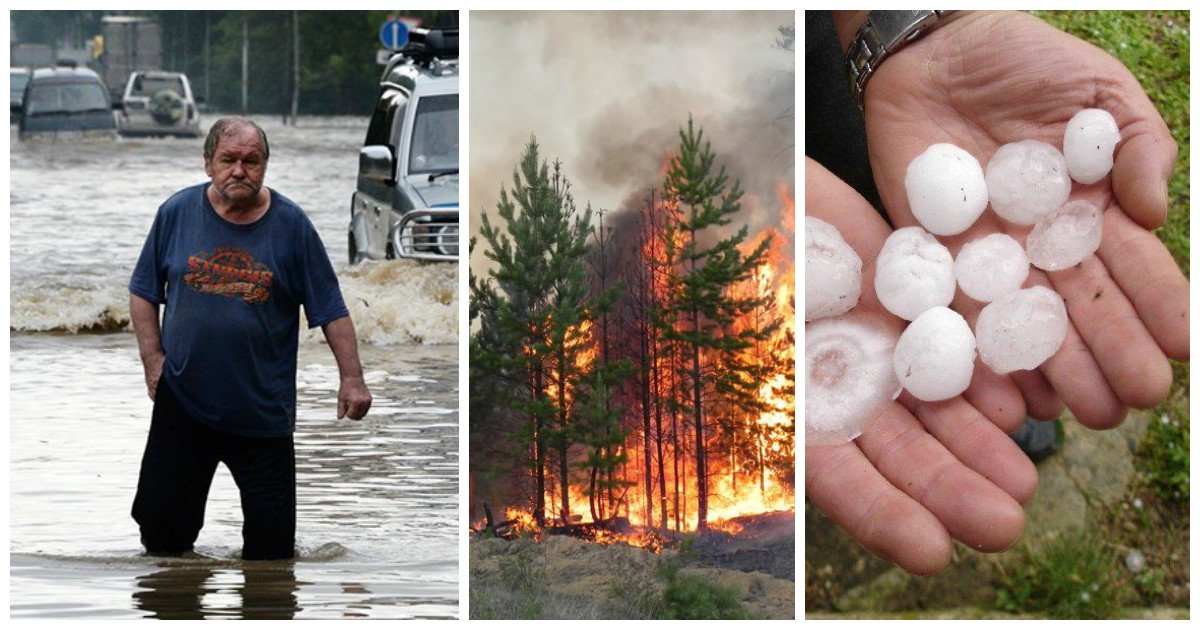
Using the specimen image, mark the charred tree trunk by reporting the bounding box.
[559,442,570,524]
[689,225,708,531]
[654,344,668,531]
[534,365,546,528]
[640,316,654,528]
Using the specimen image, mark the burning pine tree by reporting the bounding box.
[471,121,794,539]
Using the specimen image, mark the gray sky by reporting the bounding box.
[469,10,795,272]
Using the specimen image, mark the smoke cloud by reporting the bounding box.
[469,11,795,271]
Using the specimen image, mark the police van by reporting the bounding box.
[349,28,458,263]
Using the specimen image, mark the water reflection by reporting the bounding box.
[132,564,302,620]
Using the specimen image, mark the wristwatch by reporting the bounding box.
[845,10,957,111]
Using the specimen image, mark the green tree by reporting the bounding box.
[472,138,594,526]
[658,117,774,531]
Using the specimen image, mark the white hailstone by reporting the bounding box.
[905,143,989,236]
[975,286,1068,374]
[1026,200,1104,271]
[1063,108,1120,184]
[806,315,901,446]
[805,216,862,321]
[954,233,1030,302]
[893,307,976,401]
[985,140,1072,225]
[874,226,956,321]
[1124,550,1146,573]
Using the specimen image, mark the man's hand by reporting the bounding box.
[142,351,165,401]
[129,294,166,402]
[322,316,372,421]
[806,158,1036,575]
[857,11,1188,428]
[338,375,372,420]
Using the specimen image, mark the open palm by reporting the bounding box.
[863,11,1188,428]
[806,157,1036,575]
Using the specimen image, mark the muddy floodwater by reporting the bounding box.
[10,117,460,619]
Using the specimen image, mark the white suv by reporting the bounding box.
[348,29,459,263]
[116,71,201,138]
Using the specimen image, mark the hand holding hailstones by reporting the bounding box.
[806,108,1119,443]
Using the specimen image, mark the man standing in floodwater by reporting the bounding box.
[128,116,372,560]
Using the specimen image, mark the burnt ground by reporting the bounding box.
[687,510,796,581]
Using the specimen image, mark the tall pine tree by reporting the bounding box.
[658,117,773,531]
[471,137,598,526]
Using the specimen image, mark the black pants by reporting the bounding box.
[131,384,296,560]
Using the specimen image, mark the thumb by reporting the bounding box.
[337,397,347,419]
[1112,129,1176,230]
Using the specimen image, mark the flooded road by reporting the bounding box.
[9,117,460,619]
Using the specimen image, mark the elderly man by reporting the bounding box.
[128,116,371,560]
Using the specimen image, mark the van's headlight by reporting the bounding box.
[435,224,459,257]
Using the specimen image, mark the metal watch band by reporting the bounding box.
[846,10,954,111]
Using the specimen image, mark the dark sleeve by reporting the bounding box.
[129,207,168,304]
[298,217,350,329]
[805,10,886,218]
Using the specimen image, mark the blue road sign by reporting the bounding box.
[379,19,409,51]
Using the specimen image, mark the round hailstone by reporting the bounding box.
[874,226,956,321]
[985,140,1072,225]
[954,233,1030,302]
[905,143,989,236]
[893,306,976,401]
[975,286,1068,374]
[1063,108,1120,184]
[805,216,862,321]
[806,314,901,446]
[1026,200,1104,271]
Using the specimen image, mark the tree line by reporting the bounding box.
[10,10,457,116]
[470,118,794,532]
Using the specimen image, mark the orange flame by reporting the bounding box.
[494,180,796,551]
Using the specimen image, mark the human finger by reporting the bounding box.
[806,441,953,575]
[856,402,1026,553]
[1031,286,1128,429]
[1008,369,1065,421]
[1044,249,1172,410]
[1111,123,1176,230]
[910,397,1038,504]
[1097,208,1189,361]
[960,359,1026,434]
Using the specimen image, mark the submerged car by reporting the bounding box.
[11,67,30,123]
[17,67,117,141]
[349,28,459,263]
[116,71,202,138]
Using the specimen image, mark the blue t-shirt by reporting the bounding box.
[129,183,349,437]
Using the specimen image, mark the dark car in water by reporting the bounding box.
[11,67,31,123]
[17,67,117,141]
[349,28,459,263]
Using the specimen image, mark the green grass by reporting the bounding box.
[657,562,746,620]
[994,529,1131,619]
[1137,363,1190,504]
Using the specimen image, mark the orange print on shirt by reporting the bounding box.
[183,246,275,305]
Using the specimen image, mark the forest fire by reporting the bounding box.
[470,123,794,555]
[473,179,795,551]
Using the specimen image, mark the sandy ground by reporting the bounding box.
[470,511,795,619]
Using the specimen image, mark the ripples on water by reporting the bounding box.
[10,118,460,619]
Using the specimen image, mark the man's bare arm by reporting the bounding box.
[321,316,372,420]
[129,294,165,400]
